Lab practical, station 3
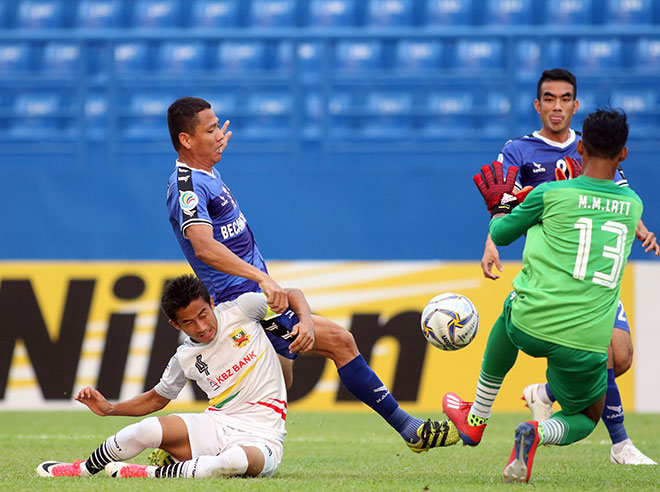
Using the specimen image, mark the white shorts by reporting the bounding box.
[175,412,283,477]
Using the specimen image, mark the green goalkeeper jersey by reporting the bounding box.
[490,175,643,354]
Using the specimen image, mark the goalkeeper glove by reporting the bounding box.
[555,156,582,180]
[473,161,532,216]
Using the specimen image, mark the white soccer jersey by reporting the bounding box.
[154,293,287,443]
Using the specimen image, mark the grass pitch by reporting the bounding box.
[0,410,658,491]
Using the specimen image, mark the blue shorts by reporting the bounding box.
[260,308,300,360]
[613,300,630,333]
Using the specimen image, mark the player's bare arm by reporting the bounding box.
[635,219,659,256]
[285,287,315,354]
[75,387,170,417]
[481,233,503,280]
[186,224,288,312]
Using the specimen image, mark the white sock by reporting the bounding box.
[180,446,249,478]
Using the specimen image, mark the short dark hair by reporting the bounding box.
[537,68,577,100]
[167,97,211,151]
[161,274,211,323]
[581,107,629,159]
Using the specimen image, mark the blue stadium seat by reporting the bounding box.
[424,0,473,26]
[84,94,108,140]
[296,41,323,81]
[334,40,383,72]
[41,42,82,75]
[632,38,660,72]
[190,0,239,27]
[302,93,323,139]
[10,93,63,138]
[485,0,534,25]
[308,0,357,27]
[76,0,123,28]
[0,1,12,28]
[453,39,504,71]
[361,91,413,138]
[215,41,266,72]
[366,0,414,26]
[393,39,442,72]
[123,93,172,139]
[203,93,238,117]
[574,39,622,72]
[132,0,182,28]
[0,43,32,73]
[515,40,542,80]
[544,0,593,25]
[248,0,296,27]
[16,0,66,28]
[481,92,512,138]
[242,92,292,139]
[114,42,151,72]
[157,42,206,73]
[604,0,652,24]
[422,91,475,138]
[328,91,356,138]
[610,90,657,137]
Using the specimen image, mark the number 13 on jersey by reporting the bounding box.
[573,217,628,288]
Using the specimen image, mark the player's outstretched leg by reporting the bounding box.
[406,419,459,453]
[522,383,554,422]
[503,421,541,484]
[442,392,487,446]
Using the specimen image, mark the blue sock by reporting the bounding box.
[602,368,628,444]
[337,355,422,442]
[544,383,556,403]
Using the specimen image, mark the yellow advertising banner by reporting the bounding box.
[0,261,634,413]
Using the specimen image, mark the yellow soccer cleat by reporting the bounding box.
[406,419,460,453]
[147,448,175,466]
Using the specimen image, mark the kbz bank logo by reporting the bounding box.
[0,264,429,405]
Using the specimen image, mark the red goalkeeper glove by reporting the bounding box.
[555,156,582,180]
[473,162,531,216]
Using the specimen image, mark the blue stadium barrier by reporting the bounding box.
[308,0,357,27]
[191,0,240,28]
[604,0,653,25]
[366,0,414,27]
[248,0,297,27]
[544,0,593,25]
[132,0,182,28]
[424,0,473,26]
[76,0,124,28]
[16,0,66,29]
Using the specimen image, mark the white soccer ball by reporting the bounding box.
[421,293,479,351]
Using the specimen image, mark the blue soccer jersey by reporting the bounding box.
[166,161,267,303]
[497,129,627,189]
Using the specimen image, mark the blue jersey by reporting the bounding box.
[166,161,267,303]
[498,129,627,189]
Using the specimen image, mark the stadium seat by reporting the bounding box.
[604,0,652,25]
[248,0,297,27]
[328,91,355,138]
[361,91,413,138]
[424,0,473,26]
[610,90,657,137]
[453,39,504,71]
[156,41,206,73]
[293,41,323,82]
[334,40,383,72]
[422,91,475,138]
[515,40,542,80]
[215,41,266,72]
[574,39,622,72]
[132,0,182,28]
[0,43,32,73]
[0,2,12,28]
[10,92,63,138]
[632,38,660,72]
[122,93,172,139]
[114,42,151,72]
[76,0,123,28]
[203,93,238,117]
[16,0,66,29]
[242,92,292,139]
[308,0,357,27]
[190,0,240,27]
[393,39,443,72]
[40,42,82,75]
[302,92,323,139]
[365,0,414,27]
[543,0,593,25]
[485,0,534,25]
[84,94,108,140]
[481,92,512,138]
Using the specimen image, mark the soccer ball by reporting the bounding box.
[421,293,479,351]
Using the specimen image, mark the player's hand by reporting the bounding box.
[218,120,232,154]
[289,318,315,354]
[74,387,112,416]
[259,276,289,313]
[636,221,660,256]
[481,234,503,280]
[473,161,523,216]
[555,156,582,181]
